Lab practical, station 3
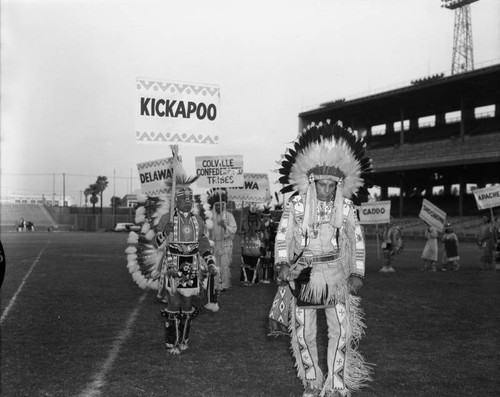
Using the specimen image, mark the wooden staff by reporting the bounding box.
[169,145,179,222]
[168,144,179,293]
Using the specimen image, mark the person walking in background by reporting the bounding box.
[441,222,460,271]
[477,215,497,270]
[207,190,237,291]
[240,203,267,286]
[378,220,404,273]
[421,222,439,272]
[495,218,500,271]
[269,122,372,397]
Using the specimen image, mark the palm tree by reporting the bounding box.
[83,187,92,209]
[95,176,109,215]
[88,183,99,214]
[110,196,121,209]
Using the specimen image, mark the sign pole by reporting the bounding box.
[376,224,380,260]
[240,200,245,233]
[168,144,179,293]
[169,145,179,222]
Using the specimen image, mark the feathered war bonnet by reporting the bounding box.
[206,188,228,209]
[278,120,373,231]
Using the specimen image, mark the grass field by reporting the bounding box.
[1,231,499,397]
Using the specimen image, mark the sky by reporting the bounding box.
[1,0,499,207]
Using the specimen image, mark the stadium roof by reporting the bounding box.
[299,63,500,126]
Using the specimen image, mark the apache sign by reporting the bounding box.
[358,201,391,225]
[419,199,446,231]
[195,155,244,188]
[227,173,271,203]
[137,157,174,197]
[135,78,220,145]
[473,185,500,210]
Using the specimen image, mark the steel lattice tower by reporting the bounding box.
[442,0,479,75]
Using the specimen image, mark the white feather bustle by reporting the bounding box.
[127,232,139,244]
[141,222,150,234]
[205,219,214,230]
[152,198,169,226]
[136,193,148,203]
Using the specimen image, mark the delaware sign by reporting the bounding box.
[135,78,220,145]
[195,155,244,188]
[358,201,391,225]
[227,173,271,203]
[419,199,446,231]
[137,157,174,197]
[473,185,500,210]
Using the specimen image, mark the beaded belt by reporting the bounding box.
[168,243,199,255]
[298,252,339,265]
[311,253,339,263]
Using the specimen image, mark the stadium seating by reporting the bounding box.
[0,203,57,231]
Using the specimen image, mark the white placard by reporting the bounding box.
[227,173,271,203]
[419,199,446,231]
[358,201,391,225]
[135,78,220,145]
[195,155,244,188]
[473,185,500,210]
[137,157,174,197]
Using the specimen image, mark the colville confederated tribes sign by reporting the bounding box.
[195,155,244,188]
[135,78,220,145]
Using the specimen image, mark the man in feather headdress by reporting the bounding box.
[155,176,218,355]
[268,121,373,397]
[207,189,238,291]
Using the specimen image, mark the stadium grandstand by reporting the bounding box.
[298,62,500,223]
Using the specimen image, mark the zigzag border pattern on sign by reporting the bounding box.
[137,159,172,171]
[227,194,269,203]
[136,131,219,145]
[143,188,168,197]
[243,173,268,179]
[136,80,220,98]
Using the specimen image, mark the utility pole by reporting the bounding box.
[112,168,116,227]
[63,173,66,207]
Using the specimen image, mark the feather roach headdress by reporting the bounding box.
[278,120,373,229]
[164,173,199,200]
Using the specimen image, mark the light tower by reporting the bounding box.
[442,0,479,75]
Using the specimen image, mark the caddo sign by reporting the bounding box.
[135,78,220,145]
[473,185,500,210]
[419,199,446,231]
[137,157,174,197]
[195,155,244,188]
[358,201,391,225]
[227,173,271,203]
